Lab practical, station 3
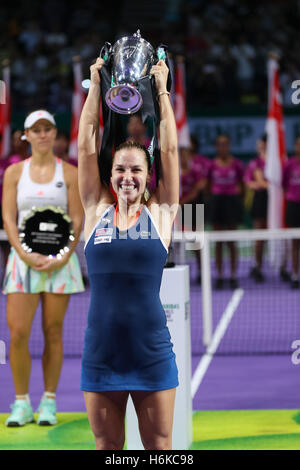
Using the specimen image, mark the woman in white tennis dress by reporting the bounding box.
[2,110,84,427]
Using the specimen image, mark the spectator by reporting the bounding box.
[18,21,43,55]
[179,146,208,283]
[207,135,244,289]
[230,34,256,93]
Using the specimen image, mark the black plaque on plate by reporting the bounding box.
[19,206,74,257]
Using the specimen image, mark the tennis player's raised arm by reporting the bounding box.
[78,58,104,211]
[150,60,179,207]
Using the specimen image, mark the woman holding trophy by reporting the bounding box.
[78,50,179,450]
[2,110,84,426]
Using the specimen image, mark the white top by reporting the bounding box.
[17,157,68,227]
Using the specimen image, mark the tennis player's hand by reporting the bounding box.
[21,252,49,269]
[90,57,105,85]
[150,60,169,93]
[34,255,70,273]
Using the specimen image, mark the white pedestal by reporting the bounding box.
[126,265,193,450]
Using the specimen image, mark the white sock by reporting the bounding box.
[43,391,56,401]
[16,394,30,404]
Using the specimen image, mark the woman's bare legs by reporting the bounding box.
[83,391,129,450]
[84,388,176,450]
[6,293,40,395]
[253,218,267,270]
[131,388,176,450]
[41,293,70,392]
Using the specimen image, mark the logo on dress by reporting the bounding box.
[36,191,44,196]
[94,227,113,244]
[140,231,150,238]
[94,236,112,245]
[96,227,113,236]
[56,181,64,188]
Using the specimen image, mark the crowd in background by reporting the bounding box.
[1,0,300,112]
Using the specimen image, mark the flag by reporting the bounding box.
[264,55,287,269]
[264,55,287,230]
[174,56,191,148]
[0,62,11,158]
[69,58,86,161]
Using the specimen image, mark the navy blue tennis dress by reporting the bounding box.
[80,203,179,391]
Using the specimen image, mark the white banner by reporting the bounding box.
[188,115,300,155]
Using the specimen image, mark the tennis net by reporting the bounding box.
[173,227,300,356]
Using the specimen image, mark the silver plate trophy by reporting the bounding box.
[105,30,155,114]
[19,206,74,258]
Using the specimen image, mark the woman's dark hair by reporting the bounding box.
[113,140,152,173]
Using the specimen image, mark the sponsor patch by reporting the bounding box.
[96,227,113,236]
[94,235,112,244]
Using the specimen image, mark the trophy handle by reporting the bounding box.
[156,44,168,62]
[100,42,112,62]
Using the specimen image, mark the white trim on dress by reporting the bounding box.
[144,206,169,254]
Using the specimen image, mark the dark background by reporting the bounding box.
[1,0,300,131]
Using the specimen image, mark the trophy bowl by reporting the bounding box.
[105,30,155,114]
[19,206,74,258]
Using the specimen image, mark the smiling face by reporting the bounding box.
[25,119,57,154]
[111,148,150,205]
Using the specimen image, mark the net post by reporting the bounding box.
[201,232,212,347]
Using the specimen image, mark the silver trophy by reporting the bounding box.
[105,30,155,114]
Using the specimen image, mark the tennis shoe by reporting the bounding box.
[37,397,58,425]
[5,399,35,427]
[280,267,291,282]
[229,277,239,289]
[250,267,264,283]
[215,277,224,289]
[291,278,300,289]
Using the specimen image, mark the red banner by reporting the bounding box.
[0,64,11,158]
[174,58,191,148]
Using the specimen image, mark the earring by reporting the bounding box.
[144,187,150,201]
